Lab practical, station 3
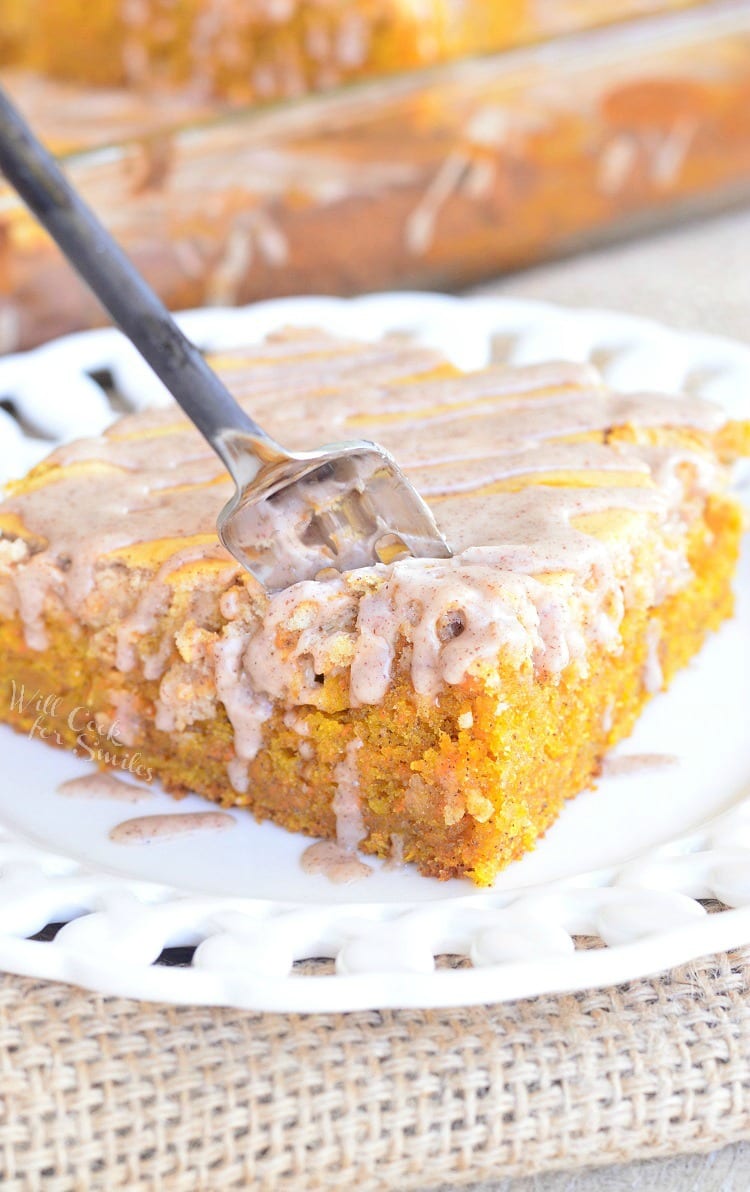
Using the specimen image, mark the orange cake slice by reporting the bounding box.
[0,329,747,885]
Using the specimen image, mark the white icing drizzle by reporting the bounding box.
[57,772,152,803]
[602,753,678,777]
[116,542,233,676]
[283,710,310,736]
[643,621,664,695]
[299,735,371,884]
[300,840,372,884]
[385,833,405,869]
[0,330,737,781]
[332,738,365,853]
[109,811,234,844]
[102,691,144,748]
[227,757,250,794]
[214,633,273,788]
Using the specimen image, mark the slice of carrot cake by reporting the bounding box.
[0,329,747,884]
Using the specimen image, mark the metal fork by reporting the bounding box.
[0,86,451,589]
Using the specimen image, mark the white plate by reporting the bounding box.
[0,293,749,1011]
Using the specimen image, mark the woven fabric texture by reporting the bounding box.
[2,946,750,1190]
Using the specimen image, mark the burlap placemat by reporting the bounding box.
[2,946,750,1189]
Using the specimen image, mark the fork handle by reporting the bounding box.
[0,85,282,475]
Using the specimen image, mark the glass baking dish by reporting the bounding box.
[1,0,749,351]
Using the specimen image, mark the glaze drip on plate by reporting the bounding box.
[109,811,235,844]
[57,772,152,803]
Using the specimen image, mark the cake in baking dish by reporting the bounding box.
[0,0,700,102]
[3,9,750,353]
[0,329,747,885]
